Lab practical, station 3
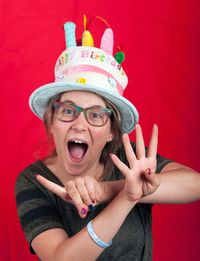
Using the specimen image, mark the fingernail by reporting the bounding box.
[88,204,95,213]
[80,208,87,215]
[146,168,151,175]
[35,174,39,178]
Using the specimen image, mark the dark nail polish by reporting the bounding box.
[80,208,87,215]
[88,204,95,212]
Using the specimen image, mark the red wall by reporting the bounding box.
[1,0,200,260]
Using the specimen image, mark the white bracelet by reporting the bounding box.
[87,220,112,248]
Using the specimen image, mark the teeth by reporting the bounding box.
[74,140,84,144]
[70,139,86,144]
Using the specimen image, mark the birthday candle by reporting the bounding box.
[82,15,94,47]
[63,22,77,48]
[100,28,114,55]
[82,31,94,47]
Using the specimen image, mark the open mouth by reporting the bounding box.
[67,140,88,160]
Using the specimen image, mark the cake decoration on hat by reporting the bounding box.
[29,15,139,133]
[82,14,94,47]
[63,22,77,48]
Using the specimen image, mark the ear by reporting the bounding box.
[107,132,114,142]
[49,124,54,134]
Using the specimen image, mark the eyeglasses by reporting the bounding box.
[53,101,113,127]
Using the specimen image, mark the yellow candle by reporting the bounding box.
[82,15,94,47]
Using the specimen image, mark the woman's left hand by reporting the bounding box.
[35,174,105,218]
[110,124,161,202]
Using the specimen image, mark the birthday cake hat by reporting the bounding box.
[29,15,139,133]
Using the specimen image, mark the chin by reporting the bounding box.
[63,162,87,177]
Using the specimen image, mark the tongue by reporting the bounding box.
[69,144,86,159]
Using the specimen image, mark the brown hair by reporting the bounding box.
[43,92,122,180]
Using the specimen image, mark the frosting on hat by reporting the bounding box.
[55,16,128,97]
[54,47,128,95]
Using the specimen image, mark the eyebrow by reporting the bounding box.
[60,99,75,104]
[60,100,106,108]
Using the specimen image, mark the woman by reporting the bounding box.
[15,20,200,261]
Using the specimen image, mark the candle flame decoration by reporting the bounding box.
[96,16,113,56]
[96,16,111,28]
[96,16,125,63]
[82,14,94,47]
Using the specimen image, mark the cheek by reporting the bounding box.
[50,122,68,142]
[92,127,112,143]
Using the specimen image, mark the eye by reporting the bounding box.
[62,108,74,115]
[61,105,76,117]
[88,109,104,122]
[92,112,102,119]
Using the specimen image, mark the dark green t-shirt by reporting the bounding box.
[15,143,172,260]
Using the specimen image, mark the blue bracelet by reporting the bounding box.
[87,220,112,248]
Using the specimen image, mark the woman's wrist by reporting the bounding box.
[118,189,140,205]
[101,180,141,205]
[100,180,125,203]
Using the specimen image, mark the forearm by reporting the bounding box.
[100,163,200,205]
[140,163,200,204]
[160,167,200,203]
[100,180,125,203]
[55,191,136,261]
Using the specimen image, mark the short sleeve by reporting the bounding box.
[155,153,173,173]
[15,165,64,254]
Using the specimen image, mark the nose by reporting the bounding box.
[71,111,88,131]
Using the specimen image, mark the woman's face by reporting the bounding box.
[50,91,113,177]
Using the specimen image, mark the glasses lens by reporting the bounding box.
[55,102,77,122]
[86,107,110,126]
[54,102,112,126]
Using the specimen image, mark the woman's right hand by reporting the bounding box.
[35,175,104,218]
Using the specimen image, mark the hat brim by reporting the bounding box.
[29,82,139,133]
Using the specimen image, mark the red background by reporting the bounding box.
[1,0,200,260]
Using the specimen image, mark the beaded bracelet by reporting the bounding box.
[87,220,112,248]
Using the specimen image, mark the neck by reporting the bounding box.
[43,155,104,185]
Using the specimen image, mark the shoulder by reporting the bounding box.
[15,160,59,202]
[15,161,41,193]
[16,160,60,186]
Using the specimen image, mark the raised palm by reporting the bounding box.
[111,124,160,201]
